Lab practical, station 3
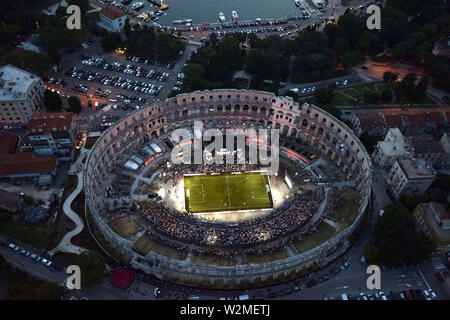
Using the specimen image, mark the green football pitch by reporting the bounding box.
[184,172,274,213]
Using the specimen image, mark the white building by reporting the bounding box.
[0,65,44,125]
[372,128,413,168]
[388,158,436,199]
[98,5,127,33]
[27,112,76,160]
[439,133,450,169]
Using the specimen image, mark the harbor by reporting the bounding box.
[105,0,321,26]
[98,0,341,41]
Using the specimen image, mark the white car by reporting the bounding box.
[428,290,437,299]
[423,290,432,300]
[8,243,19,251]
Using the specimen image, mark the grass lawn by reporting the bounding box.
[232,78,249,89]
[246,248,288,264]
[133,234,183,260]
[192,254,236,266]
[348,82,379,92]
[328,188,360,230]
[84,136,99,150]
[184,172,273,213]
[342,88,363,100]
[109,216,140,238]
[0,212,52,250]
[294,221,336,253]
[307,93,355,108]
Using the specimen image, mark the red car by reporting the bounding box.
[403,290,412,300]
[436,272,445,282]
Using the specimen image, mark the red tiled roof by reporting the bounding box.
[0,131,16,156]
[110,266,134,289]
[409,135,442,154]
[383,114,403,128]
[404,113,426,128]
[0,152,57,176]
[381,108,445,129]
[356,113,386,131]
[422,111,444,127]
[100,5,126,20]
[28,112,74,135]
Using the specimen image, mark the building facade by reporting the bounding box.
[0,188,25,213]
[349,112,387,137]
[439,133,450,169]
[409,134,443,166]
[27,112,75,160]
[372,128,413,168]
[98,5,127,33]
[0,65,44,125]
[388,158,436,199]
[414,202,450,251]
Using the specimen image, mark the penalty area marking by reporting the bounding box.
[189,184,206,204]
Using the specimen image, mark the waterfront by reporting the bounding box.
[125,0,306,25]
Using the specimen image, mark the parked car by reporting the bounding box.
[423,290,432,300]
[20,249,31,257]
[8,243,19,251]
[436,272,445,282]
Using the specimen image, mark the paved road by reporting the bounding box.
[0,234,67,285]
[279,74,364,95]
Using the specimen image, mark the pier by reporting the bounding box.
[147,0,169,10]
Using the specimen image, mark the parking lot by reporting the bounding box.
[66,55,173,98]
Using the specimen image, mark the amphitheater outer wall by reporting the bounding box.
[83,89,372,286]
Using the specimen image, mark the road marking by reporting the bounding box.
[417,268,431,290]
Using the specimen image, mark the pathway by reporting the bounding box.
[50,148,89,255]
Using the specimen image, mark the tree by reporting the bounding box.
[67,0,91,13]
[101,32,122,52]
[182,63,205,90]
[68,96,82,114]
[44,89,62,111]
[359,131,378,153]
[370,203,436,266]
[341,50,359,69]
[415,76,428,99]
[381,89,393,102]
[399,194,419,212]
[124,18,131,39]
[383,71,397,83]
[393,72,417,100]
[71,250,106,287]
[332,38,349,55]
[314,87,333,103]
[245,49,269,76]
[209,32,218,48]
[363,91,380,104]
[35,282,61,300]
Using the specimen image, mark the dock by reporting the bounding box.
[147,0,169,10]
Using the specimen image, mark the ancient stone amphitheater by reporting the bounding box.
[83,89,372,288]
